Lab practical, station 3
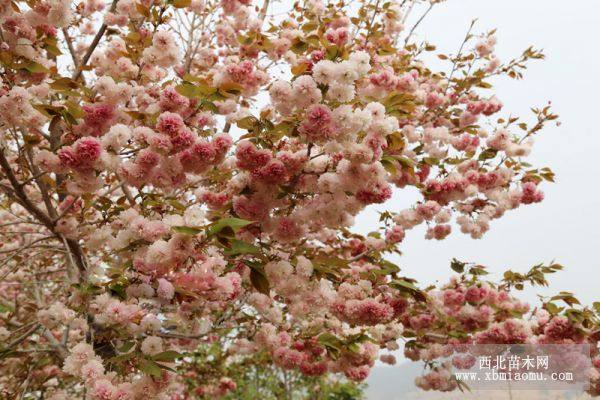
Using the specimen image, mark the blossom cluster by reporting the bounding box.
[403,273,600,393]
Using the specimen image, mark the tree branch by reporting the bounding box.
[404,2,434,45]
[72,0,119,81]
[0,149,54,229]
[62,28,80,70]
[0,149,88,276]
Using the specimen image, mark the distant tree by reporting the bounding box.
[184,344,365,399]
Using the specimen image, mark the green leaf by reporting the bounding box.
[175,82,203,98]
[45,41,62,57]
[347,343,361,353]
[108,282,127,300]
[50,77,79,91]
[551,292,580,307]
[301,22,318,33]
[317,333,344,358]
[390,279,426,302]
[317,333,343,350]
[24,61,50,74]
[250,268,270,295]
[544,302,563,315]
[138,359,163,377]
[167,200,186,212]
[469,265,489,276]
[118,341,135,353]
[478,148,498,161]
[291,39,309,54]
[390,279,419,292]
[450,258,466,274]
[171,226,203,235]
[379,260,400,274]
[345,332,376,345]
[32,104,63,118]
[108,351,136,363]
[326,45,339,59]
[0,303,13,313]
[381,157,397,175]
[387,154,416,169]
[237,116,260,131]
[423,157,439,166]
[268,121,295,141]
[224,239,261,256]
[291,62,309,76]
[448,330,468,339]
[152,350,183,362]
[218,82,243,97]
[207,217,252,237]
[65,101,85,118]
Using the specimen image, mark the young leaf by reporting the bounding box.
[138,359,163,377]
[152,351,183,362]
[171,226,203,235]
[172,0,191,8]
[250,268,270,295]
[224,240,261,256]
[208,218,253,237]
[450,258,466,274]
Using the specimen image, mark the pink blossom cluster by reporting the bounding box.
[61,341,180,399]
[214,59,269,96]
[401,275,600,393]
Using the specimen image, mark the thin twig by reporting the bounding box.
[444,19,477,95]
[72,0,119,81]
[62,28,80,70]
[259,0,271,21]
[5,323,41,349]
[0,149,88,275]
[404,2,434,45]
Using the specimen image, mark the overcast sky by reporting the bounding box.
[362,0,600,397]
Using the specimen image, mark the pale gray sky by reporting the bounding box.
[362,0,600,397]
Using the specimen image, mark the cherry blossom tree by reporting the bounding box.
[0,0,598,398]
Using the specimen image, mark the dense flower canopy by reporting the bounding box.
[0,0,598,398]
